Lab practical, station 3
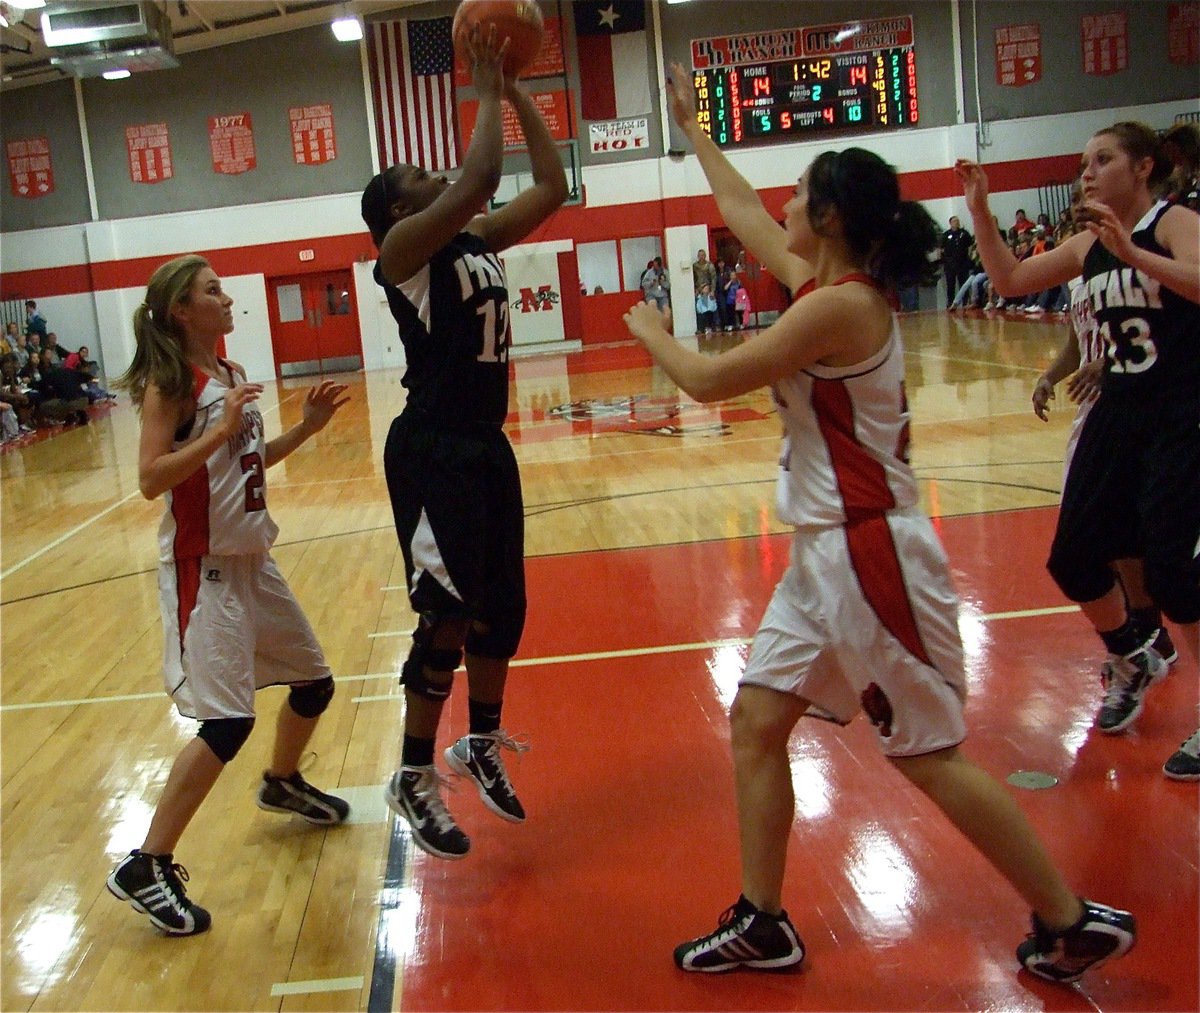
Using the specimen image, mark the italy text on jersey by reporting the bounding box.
[454,250,511,364]
[1084,267,1162,375]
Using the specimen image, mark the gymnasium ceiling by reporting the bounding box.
[0,0,423,91]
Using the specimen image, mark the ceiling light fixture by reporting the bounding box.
[103,68,131,79]
[331,15,361,42]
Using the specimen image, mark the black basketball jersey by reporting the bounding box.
[375,230,511,427]
[1082,201,1200,398]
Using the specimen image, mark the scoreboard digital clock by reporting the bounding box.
[690,16,920,149]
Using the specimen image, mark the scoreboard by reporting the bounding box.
[690,16,919,149]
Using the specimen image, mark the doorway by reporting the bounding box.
[267,269,362,377]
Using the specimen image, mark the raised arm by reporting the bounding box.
[470,79,569,252]
[955,159,1086,296]
[1103,202,1200,304]
[666,62,811,294]
[377,27,507,285]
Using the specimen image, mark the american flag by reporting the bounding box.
[368,16,460,173]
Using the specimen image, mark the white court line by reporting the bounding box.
[2,607,1083,713]
[1,492,142,580]
[270,976,363,997]
[1,396,295,582]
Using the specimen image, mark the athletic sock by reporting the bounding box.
[402,734,435,769]
[468,698,502,736]
[1099,618,1145,657]
[1128,606,1162,640]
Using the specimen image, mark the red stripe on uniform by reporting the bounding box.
[811,379,896,518]
[844,515,932,667]
[170,366,214,560]
[175,557,202,655]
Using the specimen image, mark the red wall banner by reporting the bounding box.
[1168,3,1200,64]
[209,112,257,175]
[995,23,1041,86]
[125,123,173,184]
[1081,12,1127,75]
[458,90,570,148]
[7,137,54,198]
[289,104,337,165]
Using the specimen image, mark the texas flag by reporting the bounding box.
[572,0,650,122]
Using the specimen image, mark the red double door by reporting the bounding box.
[267,269,362,377]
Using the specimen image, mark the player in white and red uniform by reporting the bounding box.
[620,62,1136,986]
[105,255,350,938]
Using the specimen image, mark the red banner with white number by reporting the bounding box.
[209,112,257,175]
[1081,12,1127,75]
[126,123,173,183]
[995,23,1041,86]
[7,136,54,198]
[289,104,337,165]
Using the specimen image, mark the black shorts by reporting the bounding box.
[1053,387,1200,581]
[384,411,526,630]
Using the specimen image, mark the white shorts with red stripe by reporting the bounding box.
[740,507,967,757]
[159,553,332,721]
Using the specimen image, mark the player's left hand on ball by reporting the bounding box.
[624,301,668,343]
[302,381,350,432]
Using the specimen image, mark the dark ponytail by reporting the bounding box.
[806,148,939,290]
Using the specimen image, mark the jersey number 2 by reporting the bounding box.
[240,452,266,513]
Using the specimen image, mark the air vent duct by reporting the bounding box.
[41,1,178,78]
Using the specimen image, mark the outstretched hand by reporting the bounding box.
[301,380,350,434]
[953,159,990,213]
[665,61,698,132]
[463,22,508,99]
[220,382,264,438]
[1076,201,1137,262]
[1031,376,1055,421]
[624,300,671,346]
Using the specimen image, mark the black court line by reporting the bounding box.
[368,810,411,1013]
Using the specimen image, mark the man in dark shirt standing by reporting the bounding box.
[940,216,973,307]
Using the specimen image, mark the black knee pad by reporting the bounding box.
[197,716,256,764]
[465,614,523,660]
[400,614,464,701]
[1144,560,1200,625]
[1046,547,1117,605]
[288,677,334,719]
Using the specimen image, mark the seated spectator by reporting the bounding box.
[10,332,32,370]
[1011,209,1035,235]
[34,348,89,426]
[65,345,115,403]
[0,354,37,432]
[42,332,69,363]
[2,321,19,356]
[0,400,19,443]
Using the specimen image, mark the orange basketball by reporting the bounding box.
[452,0,545,78]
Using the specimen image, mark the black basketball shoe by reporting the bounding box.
[385,765,470,860]
[1016,899,1135,983]
[1096,645,1167,733]
[674,895,806,973]
[444,730,529,823]
[257,770,350,825]
[106,850,211,936]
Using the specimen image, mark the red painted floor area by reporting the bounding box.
[397,507,1198,1012]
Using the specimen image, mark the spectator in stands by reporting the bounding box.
[24,300,48,344]
[1011,209,1035,236]
[42,332,69,363]
[2,321,19,356]
[949,241,988,310]
[1162,122,1199,212]
[34,347,89,426]
[720,262,741,329]
[0,354,36,433]
[65,345,116,403]
[640,258,670,311]
[10,332,32,370]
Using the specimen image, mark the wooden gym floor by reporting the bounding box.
[1,309,1196,1012]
